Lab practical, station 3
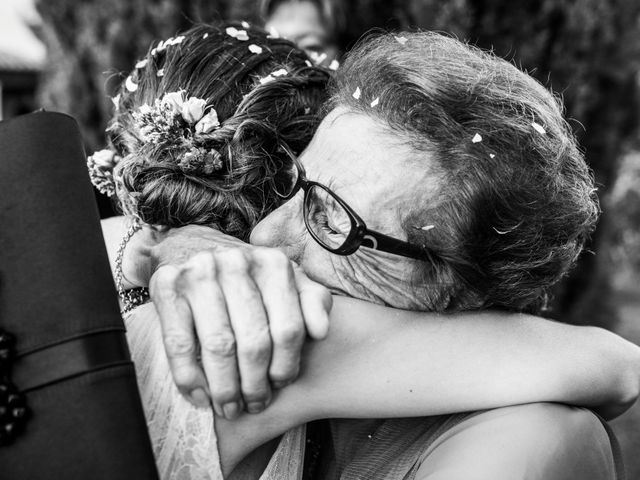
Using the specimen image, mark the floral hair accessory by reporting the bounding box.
[87,149,122,196]
[132,91,224,175]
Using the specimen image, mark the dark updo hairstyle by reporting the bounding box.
[108,22,329,241]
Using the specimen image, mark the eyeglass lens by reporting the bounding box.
[305,185,352,250]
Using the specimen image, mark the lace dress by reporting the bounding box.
[124,303,306,480]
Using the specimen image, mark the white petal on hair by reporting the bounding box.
[203,33,209,39]
[304,107,311,114]
[195,108,220,134]
[370,97,380,107]
[532,121,546,134]
[135,59,148,69]
[472,133,483,143]
[151,48,157,56]
[156,39,167,52]
[226,26,239,37]
[310,52,327,65]
[272,68,288,77]
[395,36,408,45]
[181,97,208,124]
[329,59,340,71]
[248,44,263,54]
[352,87,361,100]
[241,21,250,29]
[267,26,280,38]
[111,93,121,109]
[420,225,435,231]
[125,76,138,92]
[305,60,313,67]
[157,68,165,77]
[489,153,496,158]
[259,75,275,85]
[171,36,185,45]
[235,30,249,41]
[138,104,152,115]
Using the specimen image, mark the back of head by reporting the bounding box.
[102,23,329,241]
[331,31,599,312]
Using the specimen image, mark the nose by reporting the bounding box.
[250,193,307,259]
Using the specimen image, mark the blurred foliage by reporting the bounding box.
[35,0,640,327]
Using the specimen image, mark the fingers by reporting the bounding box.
[217,249,273,416]
[293,264,332,340]
[182,252,242,419]
[252,248,306,389]
[150,264,210,408]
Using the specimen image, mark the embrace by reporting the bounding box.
[94,23,640,480]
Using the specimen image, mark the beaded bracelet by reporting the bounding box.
[114,221,149,315]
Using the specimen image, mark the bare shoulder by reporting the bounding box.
[414,403,617,480]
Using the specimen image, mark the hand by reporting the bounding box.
[148,226,332,419]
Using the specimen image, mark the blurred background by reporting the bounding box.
[1,0,639,477]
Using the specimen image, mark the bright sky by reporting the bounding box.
[0,0,45,66]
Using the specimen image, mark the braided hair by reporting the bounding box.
[108,22,329,240]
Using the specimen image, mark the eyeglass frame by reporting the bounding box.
[275,151,427,260]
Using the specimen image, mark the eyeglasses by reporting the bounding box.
[275,152,427,260]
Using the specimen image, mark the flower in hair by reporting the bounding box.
[87,149,122,197]
[532,121,546,135]
[125,76,138,92]
[226,27,249,41]
[195,109,220,134]
[249,44,263,54]
[181,97,207,124]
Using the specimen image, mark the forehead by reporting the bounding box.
[266,1,328,42]
[300,107,414,183]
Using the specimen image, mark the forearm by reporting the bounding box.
[289,297,640,421]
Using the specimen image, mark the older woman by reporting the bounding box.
[105,27,638,479]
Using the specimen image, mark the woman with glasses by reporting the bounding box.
[100,25,637,479]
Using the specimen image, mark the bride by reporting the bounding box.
[95,23,638,479]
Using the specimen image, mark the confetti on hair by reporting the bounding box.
[420,225,435,231]
[329,59,340,71]
[157,68,165,77]
[272,68,288,77]
[241,21,250,29]
[311,52,327,65]
[151,48,157,56]
[395,36,408,45]
[125,76,138,92]
[489,153,496,159]
[370,97,380,108]
[532,121,546,134]
[259,75,275,85]
[111,93,121,109]
[135,59,148,69]
[248,44,263,54]
[226,27,248,40]
[352,87,361,100]
[305,60,313,67]
[472,133,483,143]
[203,33,209,39]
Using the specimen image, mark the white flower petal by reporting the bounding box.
[248,44,263,54]
[370,97,379,108]
[329,59,340,71]
[172,36,185,45]
[532,121,546,134]
[472,133,483,143]
[151,48,157,56]
[156,39,166,52]
[420,225,435,231]
[236,30,249,41]
[272,68,288,77]
[157,68,165,77]
[305,60,313,67]
[395,36,408,45]
[195,108,220,134]
[241,21,250,29]
[352,87,361,100]
[226,26,239,37]
[161,90,186,113]
[181,97,208,124]
[304,107,311,114]
[111,93,121,109]
[259,75,275,85]
[138,104,152,115]
[489,153,496,159]
[125,76,138,92]
[203,33,209,39]
[135,59,148,69]
[312,52,327,65]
